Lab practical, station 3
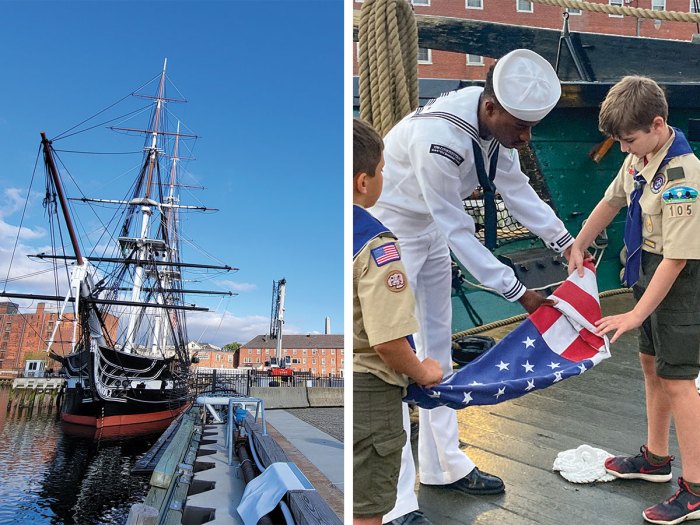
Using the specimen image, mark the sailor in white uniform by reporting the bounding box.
[371,49,575,524]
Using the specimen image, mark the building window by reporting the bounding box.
[322,349,326,355]
[651,0,665,9]
[303,349,307,355]
[692,0,699,12]
[608,0,623,17]
[292,358,301,364]
[466,0,483,8]
[244,357,252,364]
[516,0,533,12]
[466,54,484,66]
[216,354,221,361]
[256,348,260,354]
[312,358,317,365]
[417,48,432,64]
[411,0,430,5]
[228,355,233,362]
[330,349,335,355]
[331,358,335,365]
[322,358,326,365]
[566,6,582,14]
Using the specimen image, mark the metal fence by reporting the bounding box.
[190,368,344,396]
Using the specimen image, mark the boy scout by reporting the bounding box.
[569,76,700,525]
[353,118,443,525]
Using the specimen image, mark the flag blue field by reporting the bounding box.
[405,263,611,409]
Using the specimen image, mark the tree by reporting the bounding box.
[223,342,241,352]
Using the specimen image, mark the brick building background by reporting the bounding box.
[0,302,118,373]
[353,0,700,81]
[237,334,345,376]
[188,341,240,370]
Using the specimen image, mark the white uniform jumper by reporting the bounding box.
[371,87,574,521]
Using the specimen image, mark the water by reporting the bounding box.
[0,386,157,524]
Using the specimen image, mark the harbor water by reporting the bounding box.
[0,386,157,524]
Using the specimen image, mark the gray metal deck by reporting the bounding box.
[415,293,687,525]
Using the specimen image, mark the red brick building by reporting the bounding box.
[238,334,345,376]
[188,341,239,371]
[353,0,699,81]
[0,302,118,373]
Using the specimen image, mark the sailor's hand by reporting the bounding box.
[518,289,555,314]
[416,357,443,388]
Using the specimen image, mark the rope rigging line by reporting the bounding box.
[531,0,700,23]
[358,0,419,137]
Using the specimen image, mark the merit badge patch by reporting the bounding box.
[662,186,698,204]
[371,243,401,267]
[430,144,464,167]
[645,215,653,233]
[650,173,665,193]
[385,270,407,292]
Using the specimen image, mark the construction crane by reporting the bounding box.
[268,278,291,377]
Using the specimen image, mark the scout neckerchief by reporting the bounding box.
[472,139,500,250]
[622,127,693,287]
[353,205,390,259]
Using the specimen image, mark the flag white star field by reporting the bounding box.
[405,262,611,409]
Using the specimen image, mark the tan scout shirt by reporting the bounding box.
[604,129,700,260]
[353,232,418,388]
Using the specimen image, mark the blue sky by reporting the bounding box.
[0,0,344,346]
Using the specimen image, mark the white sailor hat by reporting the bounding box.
[493,49,561,122]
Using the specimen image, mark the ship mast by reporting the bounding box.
[125,59,167,353]
[151,121,181,354]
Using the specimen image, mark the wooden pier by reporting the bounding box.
[415,293,690,525]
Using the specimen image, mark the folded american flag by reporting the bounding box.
[405,262,611,409]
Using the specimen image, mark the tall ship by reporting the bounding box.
[2,61,234,435]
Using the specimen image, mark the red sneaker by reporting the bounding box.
[643,477,700,524]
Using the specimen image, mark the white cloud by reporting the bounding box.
[216,279,257,293]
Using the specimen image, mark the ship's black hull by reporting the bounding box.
[58,345,190,433]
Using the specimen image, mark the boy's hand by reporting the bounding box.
[416,357,443,388]
[567,244,594,277]
[518,290,556,314]
[595,311,644,343]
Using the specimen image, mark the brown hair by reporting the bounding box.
[353,118,383,178]
[598,76,668,138]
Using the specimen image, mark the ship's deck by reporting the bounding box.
[416,293,686,525]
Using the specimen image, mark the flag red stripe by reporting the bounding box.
[560,332,600,361]
[578,328,606,351]
[529,305,561,334]
[552,280,602,327]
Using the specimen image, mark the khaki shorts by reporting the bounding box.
[353,372,407,518]
[634,252,700,379]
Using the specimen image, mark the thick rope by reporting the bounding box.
[358,0,419,137]
[531,0,700,23]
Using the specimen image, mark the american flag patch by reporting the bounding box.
[371,243,401,267]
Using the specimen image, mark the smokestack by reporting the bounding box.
[325,316,331,334]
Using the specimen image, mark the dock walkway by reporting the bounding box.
[416,293,688,525]
[264,408,344,517]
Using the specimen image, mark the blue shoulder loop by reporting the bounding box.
[660,128,694,169]
[353,205,391,258]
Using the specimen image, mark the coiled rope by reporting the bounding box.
[531,0,700,23]
[358,0,419,137]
